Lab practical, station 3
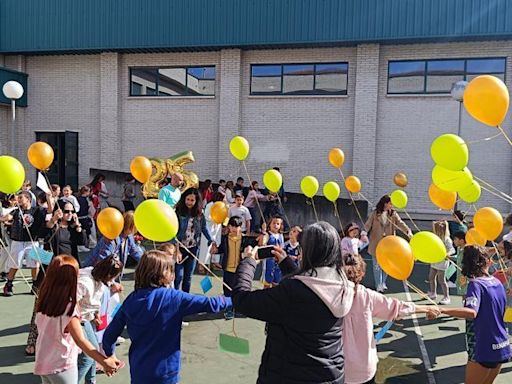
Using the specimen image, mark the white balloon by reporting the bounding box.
[2,80,24,100]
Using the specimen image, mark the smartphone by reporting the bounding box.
[257,245,275,260]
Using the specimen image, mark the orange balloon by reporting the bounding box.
[466,228,486,246]
[328,148,345,168]
[463,75,509,127]
[210,202,229,225]
[27,142,54,170]
[345,176,361,193]
[428,184,457,210]
[474,207,503,241]
[130,156,152,183]
[376,235,414,281]
[393,172,408,188]
[97,208,124,240]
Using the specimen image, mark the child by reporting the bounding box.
[496,240,512,336]
[61,185,80,213]
[228,193,251,233]
[431,245,512,384]
[341,222,369,258]
[453,231,467,296]
[34,255,119,382]
[217,216,255,319]
[159,242,178,261]
[262,215,285,288]
[428,221,455,305]
[102,250,232,384]
[283,226,302,266]
[343,253,438,384]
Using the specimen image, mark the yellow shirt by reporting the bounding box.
[226,234,242,273]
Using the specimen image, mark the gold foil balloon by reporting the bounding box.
[142,151,199,198]
[393,172,408,188]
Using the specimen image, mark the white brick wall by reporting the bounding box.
[4,40,512,216]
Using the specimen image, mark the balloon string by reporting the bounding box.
[276,194,291,230]
[474,176,512,203]
[0,236,38,299]
[466,132,503,145]
[358,192,374,208]
[16,204,47,277]
[405,280,438,306]
[479,184,512,205]
[497,125,512,147]
[175,239,233,292]
[241,161,266,226]
[447,257,462,271]
[491,241,511,289]
[402,209,420,234]
[333,203,345,236]
[338,169,368,231]
[311,197,319,222]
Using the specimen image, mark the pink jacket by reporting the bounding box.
[343,285,415,384]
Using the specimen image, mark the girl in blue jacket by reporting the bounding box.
[103,250,231,384]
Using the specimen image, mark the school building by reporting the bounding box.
[0,0,511,217]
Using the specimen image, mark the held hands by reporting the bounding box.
[93,312,102,328]
[110,283,124,294]
[426,306,442,320]
[103,355,122,377]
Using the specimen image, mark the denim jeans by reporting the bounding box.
[371,255,387,289]
[174,246,198,293]
[77,321,98,384]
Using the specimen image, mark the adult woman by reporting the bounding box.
[365,195,412,293]
[174,188,217,292]
[244,181,267,232]
[232,221,354,384]
[89,173,109,216]
[225,181,235,205]
[200,179,214,208]
[84,211,143,276]
[198,191,225,273]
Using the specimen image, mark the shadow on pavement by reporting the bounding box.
[0,324,29,338]
[0,372,39,384]
[0,344,34,368]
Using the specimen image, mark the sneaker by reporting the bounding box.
[427,292,437,300]
[0,272,6,282]
[116,336,126,345]
[78,246,90,253]
[382,283,388,291]
[447,281,456,288]
[376,284,384,293]
[181,321,189,327]
[439,297,451,305]
[224,310,234,320]
[3,282,13,297]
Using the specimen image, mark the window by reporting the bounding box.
[388,58,506,94]
[130,66,216,96]
[250,62,348,95]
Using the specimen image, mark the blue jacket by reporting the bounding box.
[175,214,214,249]
[103,287,232,384]
[84,235,143,267]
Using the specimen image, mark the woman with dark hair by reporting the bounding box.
[200,179,214,208]
[89,173,109,216]
[365,195,412,293]
[174,188,217,292]
[232,221,354,384]
[198,191,225,274]
[432,245,512,384]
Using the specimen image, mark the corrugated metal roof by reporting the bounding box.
[1,0,511,54]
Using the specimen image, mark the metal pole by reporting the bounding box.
[10,100,15,155]
[457,101,462,137]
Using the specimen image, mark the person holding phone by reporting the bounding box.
[365,195,412,293]
[158,172,184,209]
[217,216,256,320]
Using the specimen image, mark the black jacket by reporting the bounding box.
[218,234,257,271]
[233,257,345,384]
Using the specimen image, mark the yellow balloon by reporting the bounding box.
[323,181,340,202]
[466,228,486,246]
[390,190,408,209]
[376,236,414,281]
[229,136,250,161]
[504,307,512,322]
[410,231,446,264]
[328,148,345,168]
[393,172,408,188]
[458,180,481,204]
[130,156,152,183]
[428,184,457,210]
[134,199,179,242]
[345,176,361,193]
[300,176,319,198]
[474,207,503,241]
[432,165,473,192]
[210,202,229,225]
[263,169,283,193]
[27,142,54,171]
[464,75,509,127]
[97,208,124,240]
[0,155,25,194]
[430,134,469,171]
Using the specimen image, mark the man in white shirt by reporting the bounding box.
[158,173,184,209]
[228,193,252,233]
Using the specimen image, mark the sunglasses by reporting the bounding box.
[63,210,74,214]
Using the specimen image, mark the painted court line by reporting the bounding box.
[402,281,437,384]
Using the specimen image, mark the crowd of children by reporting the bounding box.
[1,177,512,383]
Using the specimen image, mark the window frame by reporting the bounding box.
[387,57,507,95]
[250,62,349,96]
[129,65,216,97]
